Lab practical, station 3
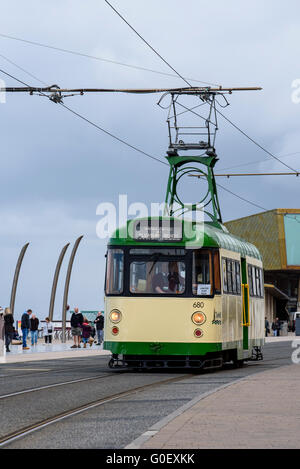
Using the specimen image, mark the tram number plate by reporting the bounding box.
[193,302,204,309]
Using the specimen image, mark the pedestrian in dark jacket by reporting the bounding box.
[70,308,84,348]
[21,309,32,350]
[265,317,270,337]
[272,318,281,337]
[94,312,104,345]
[4,307,14,352]
[81,318,92,348]
[30,314,39,346]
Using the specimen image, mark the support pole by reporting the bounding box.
[48,243,70,322]
[10,243,29,316]
[61,236,83,343]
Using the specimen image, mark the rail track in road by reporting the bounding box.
[0,374,194,447]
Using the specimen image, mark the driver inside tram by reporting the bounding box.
[152,262,184,294]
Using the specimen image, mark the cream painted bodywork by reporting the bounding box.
[105,296,222,344]
[105,250,265,354]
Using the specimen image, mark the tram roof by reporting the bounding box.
[108,218,262,260]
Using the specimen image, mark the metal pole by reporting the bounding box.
[48,243,70,322]
[10,243,29,316]
[61,236,83,343]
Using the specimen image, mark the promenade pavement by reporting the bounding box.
[129,336,300,449]
[0,340,110,364]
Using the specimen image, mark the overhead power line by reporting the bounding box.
[218,151,300,172]
[104,0,193,88]
[0,52,47,85]
[216,108,300,174]
[0,32,219,87]
[190,172,300,178]
[0,67,167,167]
[0,66,294,215]
[174,100,300,175]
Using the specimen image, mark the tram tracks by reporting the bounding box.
[0,372,115,400]
[0,373,193,447]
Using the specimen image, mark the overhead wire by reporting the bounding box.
[218,152,300,172]
[0,62,295,215]
[216,108,300,174]
[0,52,47,85]
[104,2,300,176]
[0,32,219,87]
[104,0,193,89]
[0,67,168,167]
[174,98,300,175]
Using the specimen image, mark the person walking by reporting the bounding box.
[272,317,281,337]
[81,318,92,348]
[4,307,14,353]
[94,311,104,346]
[70,308,83,348]
[265,317,270,337]
[21,309,32,350]
[43,317,53,344]
[30,314,39,346]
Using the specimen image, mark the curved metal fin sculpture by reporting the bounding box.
[10,243,30,316]
[61,236,84,343]
[48,243,70,322]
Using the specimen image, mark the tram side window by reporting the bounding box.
[255,268,261,297]
[248,264,264,298]
[248,265,253,296]
[192,250,212,296]
[106,249,124,295]
[236,262,241,295]
[222,259,228,293]
[213,251,221,294]
[222,258,241,295]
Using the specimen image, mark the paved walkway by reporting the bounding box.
[137,359,300,449]
[0,341,110,364]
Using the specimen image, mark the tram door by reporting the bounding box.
[241,258,250,351]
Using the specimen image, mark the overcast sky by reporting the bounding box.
[0,0,299,319]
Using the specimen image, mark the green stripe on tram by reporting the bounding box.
[104,341,223,356]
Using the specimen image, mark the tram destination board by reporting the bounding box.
[132,218,183,241]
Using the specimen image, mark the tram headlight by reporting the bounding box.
[110,309,122,323]
[192,312,206,325]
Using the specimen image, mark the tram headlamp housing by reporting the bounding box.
[110,309,122,323]
[192,312,206,325]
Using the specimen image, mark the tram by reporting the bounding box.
[104,217,265,369]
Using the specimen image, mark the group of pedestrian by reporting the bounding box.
[70,309,104,349]
[265,317,282,337]
[0,307,54,352]
[21,310,54,349]
[1,306,104,352]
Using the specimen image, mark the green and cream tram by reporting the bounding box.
[104,218,264,369]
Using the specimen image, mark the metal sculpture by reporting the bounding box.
[10,243,29,316]
[48,243,70,322]
[61,236,83,343]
